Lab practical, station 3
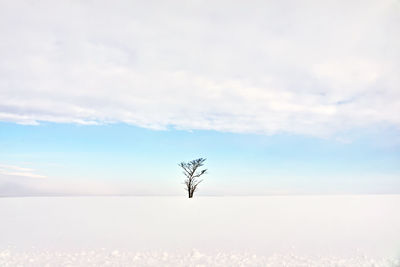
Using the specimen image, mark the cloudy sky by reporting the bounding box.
[0,0,399,196]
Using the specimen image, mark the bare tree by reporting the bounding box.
[179,158,207,198]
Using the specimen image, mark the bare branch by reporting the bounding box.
[192,169,207,178]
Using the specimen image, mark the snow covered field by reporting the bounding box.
[1,195,399,266]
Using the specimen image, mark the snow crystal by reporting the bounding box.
[0,249,398,267]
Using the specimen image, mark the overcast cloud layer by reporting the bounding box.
[1,0,399,136]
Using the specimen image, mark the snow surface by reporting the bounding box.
[1,195,399,266]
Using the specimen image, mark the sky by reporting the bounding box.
[0,0,399,196]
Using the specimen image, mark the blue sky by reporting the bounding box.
[0,0,399,195]
[1,122,399,196]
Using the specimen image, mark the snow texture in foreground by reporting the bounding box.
[1,195,400,266]
[1,249,399,267]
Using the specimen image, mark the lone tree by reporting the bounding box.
[179,158,207,198]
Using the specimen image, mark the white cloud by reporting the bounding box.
[0,164,35,173]
[0,164,46,179]
[0,162,181,196]
[0,162,115,196]
[0,0,399,137]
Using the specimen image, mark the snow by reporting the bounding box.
[1,249,399,267]
[1,195,399,266]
